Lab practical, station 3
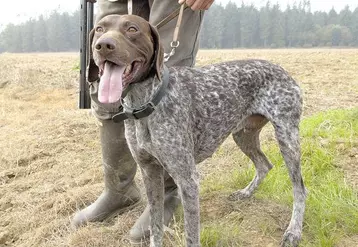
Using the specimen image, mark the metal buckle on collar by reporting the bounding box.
[112,101,156,123]
[127,102,155,119]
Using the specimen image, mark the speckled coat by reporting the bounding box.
[123,59,306,247]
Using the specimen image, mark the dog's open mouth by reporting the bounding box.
[98,60,142,104]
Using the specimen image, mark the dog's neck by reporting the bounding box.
[123,68,166,109]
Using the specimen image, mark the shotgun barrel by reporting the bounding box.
[79,0,94,109]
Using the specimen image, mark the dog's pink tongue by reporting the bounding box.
[98,62,125,103]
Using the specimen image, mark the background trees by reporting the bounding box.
[0,1,357,52]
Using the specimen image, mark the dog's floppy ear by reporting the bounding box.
[87,28,99,82]
[149,24,164,80]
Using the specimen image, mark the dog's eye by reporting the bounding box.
[96,26,104,33]
[127,26,138,33]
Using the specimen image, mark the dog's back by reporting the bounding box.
[165,59,302,162]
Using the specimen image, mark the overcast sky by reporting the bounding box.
[0,0,357,28]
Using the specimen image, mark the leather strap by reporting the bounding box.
[112,66,170,123]
[173,4,185,44]
[155,4,188,30]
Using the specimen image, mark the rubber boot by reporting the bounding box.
[72,120,141,228]
[129,177,181,245]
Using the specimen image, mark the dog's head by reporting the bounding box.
[88,14,164,104]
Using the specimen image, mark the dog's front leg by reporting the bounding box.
[139,160,165,247]
[158,154,200,247]
[178,170,200,247]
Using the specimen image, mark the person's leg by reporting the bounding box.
[96,0,150,22]
[72,119,142,227]
[149,0,204,67]
[72,65,142,227]
[128,1,205,243]
[72,0,150,227]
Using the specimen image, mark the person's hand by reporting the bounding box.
[178,0,214,10]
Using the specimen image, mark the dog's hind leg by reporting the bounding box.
[229,115,272,201]
[272,120,306,247]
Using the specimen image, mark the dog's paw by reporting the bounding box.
[228,190,251,201]
[280,230,301,247]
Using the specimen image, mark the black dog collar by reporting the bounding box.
[112,66,169,123]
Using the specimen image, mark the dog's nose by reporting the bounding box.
[95,38,116,53]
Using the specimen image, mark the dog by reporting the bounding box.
[89,14,307,247]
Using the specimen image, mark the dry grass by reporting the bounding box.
[0,49,357,247]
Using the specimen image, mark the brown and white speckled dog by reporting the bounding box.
[89,14,307,247]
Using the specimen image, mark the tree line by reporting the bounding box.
[0,1,358,52]
[201,1,358,48]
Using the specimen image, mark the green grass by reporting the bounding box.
[200,224,243,247]
[72,62,80,71]
[200,108,358,246]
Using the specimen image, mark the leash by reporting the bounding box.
[112,66,170,122]
[126,2,187,62]
[155,4,188,29]
[155,4,188,62]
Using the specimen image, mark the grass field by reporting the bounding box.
[0,49,357,247]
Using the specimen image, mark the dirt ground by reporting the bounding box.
[0,49,357,246]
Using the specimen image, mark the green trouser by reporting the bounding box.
[96,0,204,67]
[73,0,204,241]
